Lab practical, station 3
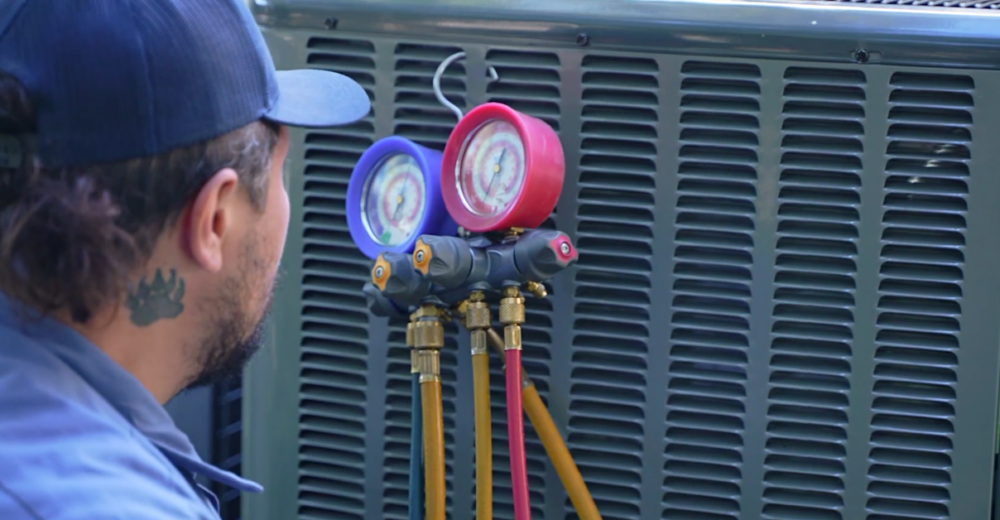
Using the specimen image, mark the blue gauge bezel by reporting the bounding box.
[346,136,457,260]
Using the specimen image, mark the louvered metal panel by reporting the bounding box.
[865,72,972,520]
[667,60,759,520]
[762,67,865,520]
[571,54,656,520]
[242,2,1000,519]
[296,35,376,520]
[213,379,245,520]
[381,324,416,520]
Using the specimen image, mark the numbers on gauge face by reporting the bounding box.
[457,120,526,217]
[361,154,426,246]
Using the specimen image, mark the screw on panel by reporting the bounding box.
[852,48,870,64]
[576,33,590,47]
[374,266,384,278]
[560,242,570,255]
[324,17,338,29]
[415,250,425,263]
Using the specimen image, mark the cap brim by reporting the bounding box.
[264,69,371,128]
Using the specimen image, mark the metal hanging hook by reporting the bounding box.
[433,51,499,122]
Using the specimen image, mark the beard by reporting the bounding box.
[182,237,278,391]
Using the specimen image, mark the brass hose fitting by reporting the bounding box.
[499,286,526,352]
[407,317,418,374]
[524,280,547,299]
[466,291,491,356]
[504,227,525,240]
[413,303,445,383]
[466,290,493,520]
[417,349,441,383]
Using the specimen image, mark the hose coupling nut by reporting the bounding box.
[504,323,523,351]
[470,329,488,355]
[466,302,491,331]
[414,303,446,320]
[413,318,445,349]
[417,349,441,377]
[499,289,526,326]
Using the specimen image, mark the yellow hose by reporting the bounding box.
[486,328,603,520]
[472,351,492,520]
[523,382,602,520]
[421,379,446,520]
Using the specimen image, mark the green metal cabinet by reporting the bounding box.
[242,1,1000,518]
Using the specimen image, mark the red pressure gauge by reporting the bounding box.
[440,103,564,232]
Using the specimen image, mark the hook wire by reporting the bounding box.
[433,51,500,122]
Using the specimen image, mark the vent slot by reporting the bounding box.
[307,38,376,102]
[567,54,658,520]
[298,37,377,520]
[393,44,467,150]
[764,67,866,520]
[380,327,413,520]
[865,71,972,520]
[211,378,244,520]
[664,60,761,520]
[485,49,561,131]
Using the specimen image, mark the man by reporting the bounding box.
[0,0,369,518]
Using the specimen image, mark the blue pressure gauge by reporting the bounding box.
[347,136,457,260]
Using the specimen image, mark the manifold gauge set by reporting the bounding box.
[344,52,599,520]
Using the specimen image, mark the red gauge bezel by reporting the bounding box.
[441,103,565,232]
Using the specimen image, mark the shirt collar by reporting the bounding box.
[0,292,263,494]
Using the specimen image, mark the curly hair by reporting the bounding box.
[0,71,281,323]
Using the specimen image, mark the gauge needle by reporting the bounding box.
[392,181,406,222]
[486,148,506,195]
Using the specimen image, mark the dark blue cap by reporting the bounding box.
[0,0,370,168]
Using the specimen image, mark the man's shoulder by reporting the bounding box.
[0,326,121,420]
[0,331,212,520]
[0,325,131,441]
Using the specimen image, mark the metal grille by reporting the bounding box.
[762,67,866,520]
[212,379,245,520]
[394,43,466,149]
[865,72,972,520]
[486,49,561,132]
[380,322,415,520]
[573,54,657,520]
[295,36,376,520]
[245,25,1000,520]
[666,60,760,520]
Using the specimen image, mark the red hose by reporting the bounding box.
[506,348,531,520]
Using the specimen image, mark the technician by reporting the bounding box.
[0,0,369,518]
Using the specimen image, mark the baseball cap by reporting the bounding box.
[0,0,370,168]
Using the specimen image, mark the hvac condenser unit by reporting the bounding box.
[238,0,1000,518]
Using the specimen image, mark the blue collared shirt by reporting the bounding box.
[0,293,263,519]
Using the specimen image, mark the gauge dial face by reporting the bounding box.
[457,120,526,217]
[361,154,426,246]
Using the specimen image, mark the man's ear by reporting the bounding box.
[184,168,240,273]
